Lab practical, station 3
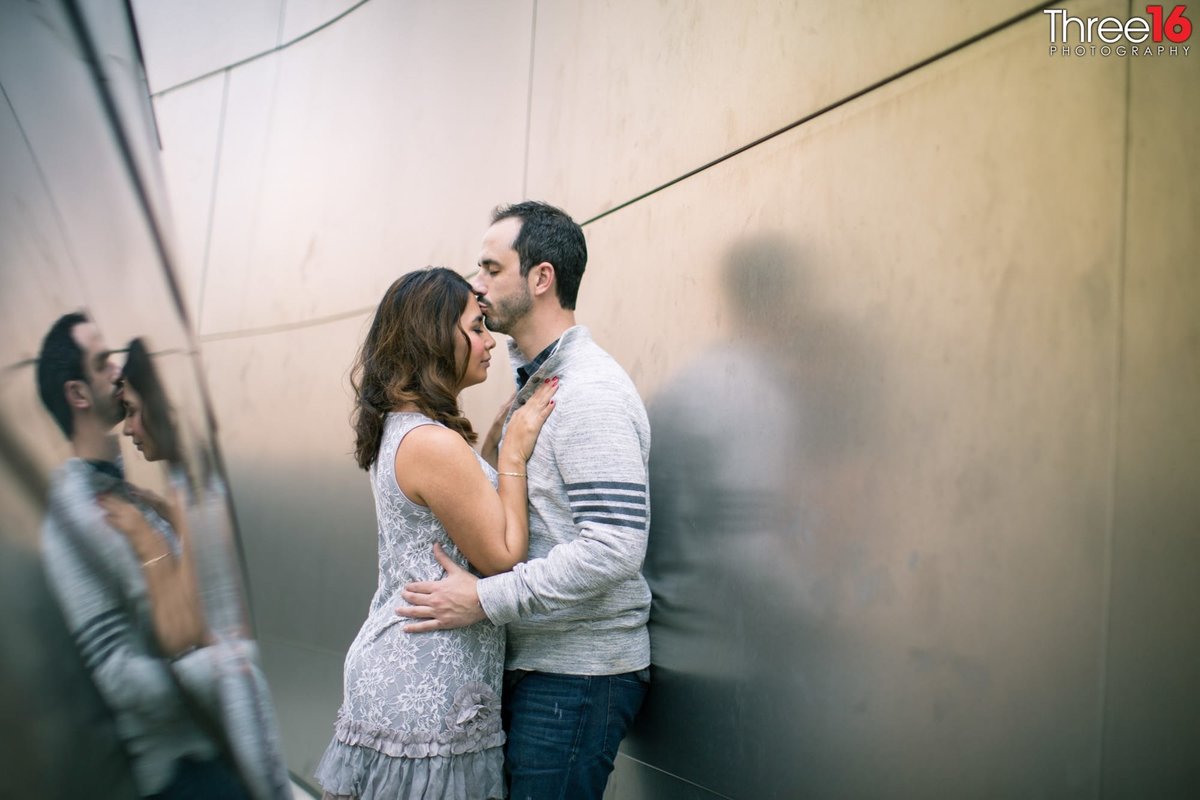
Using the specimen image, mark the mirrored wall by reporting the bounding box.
[0,1,289,796]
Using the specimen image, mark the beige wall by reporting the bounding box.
[132,0,1200,796]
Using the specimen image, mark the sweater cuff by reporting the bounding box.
[477,572,519,626]
[170,645,219,709]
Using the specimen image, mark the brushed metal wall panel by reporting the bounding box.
[278,0,362,44]
[2,0,284,791]
[582,5,1126,796]
[149,72,227,328]
[0,95,87,372]
[130,0,285,93]
[131,0,379,96]
[194,0,532,336]
[1101,48,1200,797]
[258,638,349,787]
[199,314,378,650]
[115,0,1200,796]
[525,0,1037,222]
[199,312,389,784]
[75,0,174,230]
[191,53,282,335]
[0,0,189,354]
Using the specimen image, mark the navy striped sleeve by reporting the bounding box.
[76,608,136,669]
[565,481,648,531]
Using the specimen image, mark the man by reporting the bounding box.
[36,312,248,799]
[399,202,652,798]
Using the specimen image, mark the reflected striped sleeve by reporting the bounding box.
[77,608,131,671]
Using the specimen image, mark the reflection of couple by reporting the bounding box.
[315,202,653,800]
[36,315,286,798]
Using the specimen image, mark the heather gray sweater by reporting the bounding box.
[40,459,218,795]
[41,461,291,799]
[477,326,652,675]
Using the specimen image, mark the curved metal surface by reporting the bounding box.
[0,1,288,796]
[4,0,1198,798]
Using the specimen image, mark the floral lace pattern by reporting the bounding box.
[322,413,504,780]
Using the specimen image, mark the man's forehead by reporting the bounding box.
[483,216,521,247]
[70,322,118,368]
[478,229,515,272]
[71,321,102,351]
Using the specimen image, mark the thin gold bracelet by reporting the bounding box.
[497,471,527,478]
[142,552,170,568]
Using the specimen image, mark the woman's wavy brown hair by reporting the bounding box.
[122,337,180,464]
[352,267,478,470]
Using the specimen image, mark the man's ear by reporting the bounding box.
[529,261,556,298]
[65,380,91,411]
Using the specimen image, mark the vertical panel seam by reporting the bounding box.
[197,69,232,338]
[1096,1,1134,795]
[276,0,289,48]
[521,0,538,199]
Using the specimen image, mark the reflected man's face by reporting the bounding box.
[71,322,122,428]
[472,216,531,335]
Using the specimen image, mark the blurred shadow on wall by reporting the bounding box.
[634,233,880,797]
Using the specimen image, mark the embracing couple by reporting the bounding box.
[315,202,652,800]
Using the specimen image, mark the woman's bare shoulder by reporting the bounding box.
[397,421,476,466]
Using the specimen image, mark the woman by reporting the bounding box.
[109,339,253,660]
[101,338,291,800]
[314,267,556,800]
[103,339,208,659]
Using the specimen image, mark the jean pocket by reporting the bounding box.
[612,668,650,686]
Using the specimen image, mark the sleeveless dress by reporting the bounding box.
[315,412,506,799]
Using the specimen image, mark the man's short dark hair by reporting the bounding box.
[37,312,89,439]
[491,201,587,310]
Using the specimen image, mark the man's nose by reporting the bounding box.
[470,276,487,296]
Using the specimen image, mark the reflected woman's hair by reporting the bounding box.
[121,337,180,464]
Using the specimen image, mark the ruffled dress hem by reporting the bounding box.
[314,737,505,800]
[315,682,506,800]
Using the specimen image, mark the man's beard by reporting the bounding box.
[95,386,124,428]
[483,287,532,335]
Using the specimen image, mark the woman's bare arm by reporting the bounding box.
[398,380,556,575]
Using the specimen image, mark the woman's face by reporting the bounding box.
[455,294,496,390]
[121,383,161,461]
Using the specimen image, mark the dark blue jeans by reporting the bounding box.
[502,670,648,800]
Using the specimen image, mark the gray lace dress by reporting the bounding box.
[315,412,505,799]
